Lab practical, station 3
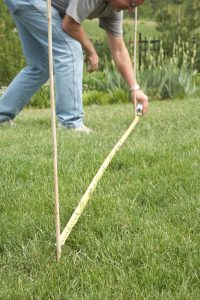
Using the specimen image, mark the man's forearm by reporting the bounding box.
[112,45,137,88]
[108,34,137,88]
[108,35,148,113]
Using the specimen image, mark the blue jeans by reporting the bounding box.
[0,0,84,128]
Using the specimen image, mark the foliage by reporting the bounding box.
[83,89,129,106]
[90,38,112,71]
[82,63,129,105]
[138,40,199,99]
[88,61,125,93]
[139,63,198,100]
[0,99,200,299]
[29,84,51,108]
[124,0,171,19]
[0,1,25,86]
[155,0,200,70]
[83,41,199,102]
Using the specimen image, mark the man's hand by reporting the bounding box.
[131,89,148,115]
[85,51,99,73]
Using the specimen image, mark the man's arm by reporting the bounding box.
[62,15,99,72]
[107,33,148,113]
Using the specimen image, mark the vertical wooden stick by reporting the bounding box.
[133,7,138,116]
[47,0,61,262]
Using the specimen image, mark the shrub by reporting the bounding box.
[155,0,200,70]
[83,90,107,105]
[138,40,199,99]
[0,2,25,86]
[83,61,126,93]
[83,71,105,93]
[28,84,51,108]
[83,89,129,106]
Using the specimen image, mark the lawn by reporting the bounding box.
[0,97,200,299]
[83,19,158,40]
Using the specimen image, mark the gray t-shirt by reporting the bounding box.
[51,0,123,36]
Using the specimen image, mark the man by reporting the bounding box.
[0,0,148,132]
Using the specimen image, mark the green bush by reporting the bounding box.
[0,1,25,86]
[83,88,129,106]
[83,61,126,93]
[83,71,105,93]
[138,39,199,99]
[83,90,107,105]
[28,84,51,108]
[155,0,200,70]
[138,64,198,100]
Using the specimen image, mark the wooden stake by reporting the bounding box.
[133,7,138,116]
[47,0,61,261]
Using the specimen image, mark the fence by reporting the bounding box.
[128,33,160,69]
[127,33,199,69]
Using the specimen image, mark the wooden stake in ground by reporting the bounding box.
[47,0,61,261]
[133,7,138,117]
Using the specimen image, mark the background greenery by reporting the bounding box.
[0,98,200,299]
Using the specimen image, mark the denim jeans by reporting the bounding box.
[0,0,84,128]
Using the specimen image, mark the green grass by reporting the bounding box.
[83,19,158,40]
[0,98,200,299]
[83,19,106,40]
[123,19,158,39]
